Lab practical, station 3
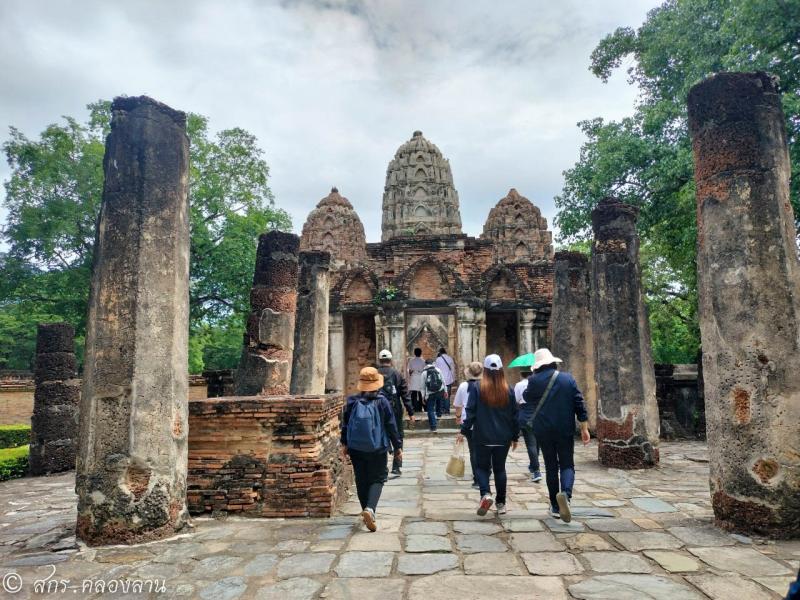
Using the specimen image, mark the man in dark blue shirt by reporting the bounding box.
[520,348,590,522]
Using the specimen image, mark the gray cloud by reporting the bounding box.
[0,0,655,244]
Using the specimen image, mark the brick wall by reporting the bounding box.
[187,394,351,518]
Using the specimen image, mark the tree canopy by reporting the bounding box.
[556,0,800,363]
[0,101,291,372]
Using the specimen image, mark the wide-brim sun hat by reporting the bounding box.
[464,362,483,379]
[533,348,562,369]
[358,366,384,392]
[483,354,503,371]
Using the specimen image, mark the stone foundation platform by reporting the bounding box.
[187,394,351,518]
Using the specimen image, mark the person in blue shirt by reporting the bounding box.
[521,348,590,523]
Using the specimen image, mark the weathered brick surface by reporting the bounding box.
[187,394,351,518]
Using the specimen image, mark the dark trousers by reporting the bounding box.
[475,443,510,504]
[536,430,576,510]
[521,428,541,473]
[438,386,451,415]
[410,390,423,412]
[349,449,388,512]
[391,406,404,471]
[464,430,478,484]
[426,392,443,430]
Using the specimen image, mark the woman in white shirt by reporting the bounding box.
[453,362,483,488]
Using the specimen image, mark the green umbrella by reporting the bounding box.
[508,353,535,368]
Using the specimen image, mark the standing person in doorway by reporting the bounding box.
[341,367,402,532]
[459,354,519,516]
[406,347,426,412]
[435,348,456,416]
[453,361,483,489]
[422,359,446,433]
[521,348,590,523]
[514,368,542,483]
[376,349,415,476]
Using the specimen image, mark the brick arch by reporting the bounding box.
[480,266,529,301]
[335,268,380,305]
[395,257,464,301]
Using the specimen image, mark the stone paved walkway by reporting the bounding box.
[0,439,798,599]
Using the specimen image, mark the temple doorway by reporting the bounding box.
[343,313,376,395]
[486,311,521,385]
[405,309,458,378]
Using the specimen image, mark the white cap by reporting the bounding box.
[483,354,503,371]
[378,349,393,360]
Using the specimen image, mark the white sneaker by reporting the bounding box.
[556,492,571,523]
[496,503,507,515]
[531,471,542,482]
[549,507,561,519]
[477,494,494,516]
[361,508,377,532]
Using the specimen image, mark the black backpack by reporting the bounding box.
[381,369,399,404]
[425,368,443,393]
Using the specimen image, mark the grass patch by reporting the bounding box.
[0,424,30,449]
[0,445,28,481]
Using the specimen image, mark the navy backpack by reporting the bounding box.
[347,397,389,452]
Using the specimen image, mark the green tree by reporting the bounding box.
[1,100,291,372]
[556,0,800,363]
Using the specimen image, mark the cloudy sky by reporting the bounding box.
[0,0,657,244]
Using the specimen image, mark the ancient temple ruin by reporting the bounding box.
[301,132,556,393]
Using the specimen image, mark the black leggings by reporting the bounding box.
[349,449,388,511]
[475,443,511,504]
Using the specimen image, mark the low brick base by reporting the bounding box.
[598,440,660,469]
[187,394,351,518]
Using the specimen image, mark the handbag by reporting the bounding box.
[445,436,466,479]
[522,370,559,432]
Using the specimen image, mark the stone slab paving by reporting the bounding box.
[1,440,798,599]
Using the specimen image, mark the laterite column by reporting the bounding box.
[290,250,331,395]
[235,231,300,396]
[688,71,800,537]
[76,96,190,545]
[30,323,79,475]
[591,198,660,468]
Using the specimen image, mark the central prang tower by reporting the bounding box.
[381,130,463,241]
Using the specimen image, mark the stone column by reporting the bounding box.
[326,312,345,393]
[290,250,331,395]
[688,71,800,537]
[235,231,300,396]
[518,309,536,355]
[76,96,190,545]
[30,323,79,475]
[552,252,598,431]
[591,198,659,468]
[385,309,406,367]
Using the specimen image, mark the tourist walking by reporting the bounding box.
[377,349,415,475]
[453,361,483,488]
[459,354,519,516]
[341,367,402,532]
[422,360,446,432]
[435,347,456,415]
[521,348,590,523]
[406,347,426,412]
[514,368,542,483]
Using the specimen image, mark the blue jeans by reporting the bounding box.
[521,428,541,473]
[475,443,510,504]
[536,430,575,510]
[426,392,443,430]
[437,392,450,415]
